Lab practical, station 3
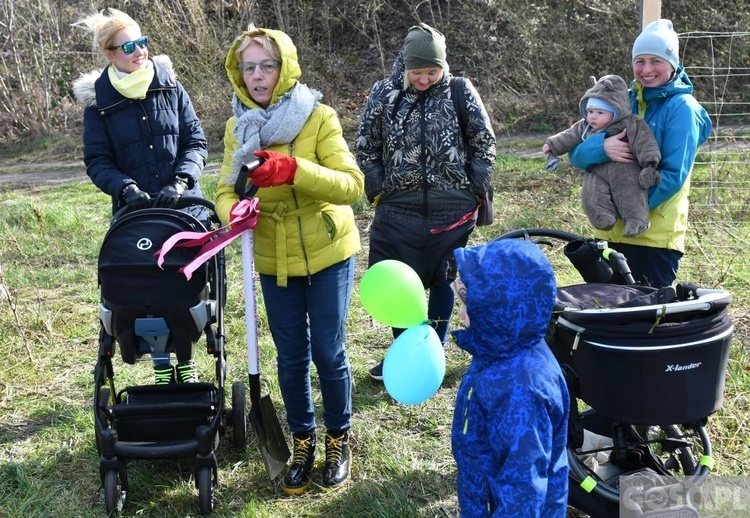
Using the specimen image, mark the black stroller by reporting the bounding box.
[94,197,247,515]
[494,228,734,518]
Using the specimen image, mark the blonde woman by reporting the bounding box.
[73,8,207,384]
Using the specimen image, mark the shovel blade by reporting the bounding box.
[249,393,290,480]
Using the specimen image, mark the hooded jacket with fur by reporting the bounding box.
[73,55,207,215]
[545,75,662,237]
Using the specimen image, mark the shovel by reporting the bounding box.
[240,171,291,480]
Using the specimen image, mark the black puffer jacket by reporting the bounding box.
[73,55,207,215]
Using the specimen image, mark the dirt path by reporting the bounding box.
[0,161,222,192]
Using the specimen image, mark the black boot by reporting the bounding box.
[322,429,351,489]
[282,431,316,495]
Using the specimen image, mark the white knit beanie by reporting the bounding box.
[632,19,680,71]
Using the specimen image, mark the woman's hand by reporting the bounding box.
[603,129,634,163]
[251,150,297,187]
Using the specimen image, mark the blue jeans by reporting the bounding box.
[606,242,683,288]
[259,257,354,433]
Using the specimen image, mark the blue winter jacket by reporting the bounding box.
[74,56,207,215]
[451,240,569,517]
[567,67,711,252]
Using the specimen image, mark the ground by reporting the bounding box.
[0,160,223,192]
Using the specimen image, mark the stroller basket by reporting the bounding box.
[111,383,218,443]
[548,283,734,424]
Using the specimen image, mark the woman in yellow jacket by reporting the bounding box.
[215,26,363,494]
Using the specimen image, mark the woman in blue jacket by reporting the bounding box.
[568,19,712,288]
[73,8,207,384]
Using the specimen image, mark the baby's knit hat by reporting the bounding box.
[586,97,619,119]
[403,23,447,70]
[632,19,680,71]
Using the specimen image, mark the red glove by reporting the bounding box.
[251,150,298,187]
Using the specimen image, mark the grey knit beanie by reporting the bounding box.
[403,23,447,70]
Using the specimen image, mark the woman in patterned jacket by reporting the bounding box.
[355,23,496,380]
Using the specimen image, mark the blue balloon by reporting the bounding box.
[383,324,446,405]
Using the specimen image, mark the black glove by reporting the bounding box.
[154,177,188,208]
[121,184,151,210]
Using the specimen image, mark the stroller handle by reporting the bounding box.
[113,196,215,220]
[493,227,636,285]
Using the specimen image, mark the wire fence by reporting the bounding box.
[680,31,750,298]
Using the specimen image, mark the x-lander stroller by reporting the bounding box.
[494,228,734,518]
[94,197,247,515]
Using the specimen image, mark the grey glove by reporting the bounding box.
[154,177,188,208]
[121,184,151,210]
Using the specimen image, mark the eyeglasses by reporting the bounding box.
[108,36,149,55]
[239,59,280,76]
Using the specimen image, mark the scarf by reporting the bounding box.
[108,61,154,100]
[633,81,647,118]
[228,82,321,185]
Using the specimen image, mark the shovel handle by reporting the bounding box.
[242,231,261,376]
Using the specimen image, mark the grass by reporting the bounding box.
[0,151,748,517]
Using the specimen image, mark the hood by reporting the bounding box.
[389,48,407,88]
[224,28,301,109]
[453,239,557,360]
[579,74,631,124]
[72,54,175,108]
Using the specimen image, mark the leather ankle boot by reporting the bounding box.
[282,431,316,495]
[322,429,350,489]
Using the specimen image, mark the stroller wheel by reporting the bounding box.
[637,424,700,476]
[197,466,215,515]
[103,469,124,516]
[231,381,248,450]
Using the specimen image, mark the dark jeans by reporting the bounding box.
[259,257,354,433]
[606,242,683,288]
[369,201,474,346]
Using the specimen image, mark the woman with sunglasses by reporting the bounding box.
[73,8,208,384]
[214,26,363,494]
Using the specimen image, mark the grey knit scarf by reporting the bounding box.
[228,82,322,185]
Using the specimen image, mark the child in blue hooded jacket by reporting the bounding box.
[451,239,569,517]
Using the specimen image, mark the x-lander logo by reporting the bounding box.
[136,238,153,251]
[665,362,702,372]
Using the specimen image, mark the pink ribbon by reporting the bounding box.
[155,198,260,280]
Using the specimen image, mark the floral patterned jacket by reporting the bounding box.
[355,50,496,204]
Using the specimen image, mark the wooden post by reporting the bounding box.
[640,0,662,30]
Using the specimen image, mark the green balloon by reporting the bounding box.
[359,260,428,328]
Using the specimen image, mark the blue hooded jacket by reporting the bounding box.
[451,240,569,517]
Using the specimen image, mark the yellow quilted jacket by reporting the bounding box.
[215,28,363,286]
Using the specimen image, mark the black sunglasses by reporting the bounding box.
[108,36,149,55]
